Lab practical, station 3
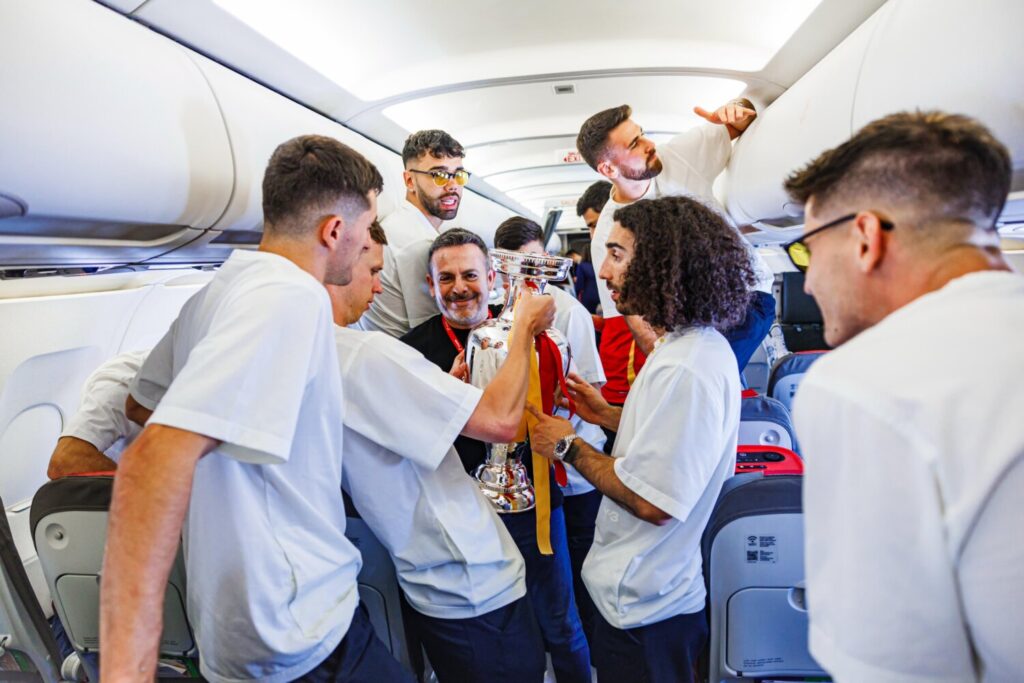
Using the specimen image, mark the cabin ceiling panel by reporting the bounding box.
[372,75,746,147]
[118,0,887,229]
[210,0,824,100]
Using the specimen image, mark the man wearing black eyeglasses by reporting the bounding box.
[359,129,476,337]
[785,111,1023,683]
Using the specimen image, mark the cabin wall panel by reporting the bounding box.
[0,272,210,610]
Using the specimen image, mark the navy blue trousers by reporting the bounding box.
[503,504,592,683]
[561,490,602,651]
[406,596,545,683]
[294,603,414,682]
[592,609,708,683]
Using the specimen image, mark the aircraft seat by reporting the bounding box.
[778,272,829,352]
[767,351,827,412]
[1,492,69,682]
[701,473,828,682]
[738,389,797,452]
[30,475,199,681]
[342,492,416,673]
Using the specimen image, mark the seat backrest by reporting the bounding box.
[1,493,65,682]
[701,474,827,682]
[767,351,827,412]
[738,391,797,452]
[778,272,829,352]
[30,476,196,661]
[342,494,414,673]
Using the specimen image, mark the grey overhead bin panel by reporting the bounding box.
[0,0,233,269]
[175,52,407,257]
[726,0,1024,227]
[853,0,1024,196]
[723,4,889,225]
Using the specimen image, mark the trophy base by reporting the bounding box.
[474,462,536,514]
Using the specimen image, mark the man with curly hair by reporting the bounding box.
[575,102,774,405]
[528,195,757,683]
[359,129,471,337]
[786,111,1023,682]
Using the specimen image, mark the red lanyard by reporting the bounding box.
[441,309,491,354]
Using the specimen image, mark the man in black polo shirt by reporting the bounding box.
[402,228,591,683]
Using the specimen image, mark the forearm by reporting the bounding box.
[47,436,118,479]
[125,393,153,427]
[466,329,534,442]
[566,440,669,525]
[100,425,211,681]
[593,404,622,432]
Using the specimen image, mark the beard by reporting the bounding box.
[442,291,488,327]
[619,155,663,181]
[419,187,461,221]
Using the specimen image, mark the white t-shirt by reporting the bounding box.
[61,349,149,463]
[358,201,440,337]
[582,327,739,628]
[381,199,438,251]
[549,285,604,387]
[793,271,1024,683]
[130,250,359,683]
[335,327,526,619]
[591,124,773,319]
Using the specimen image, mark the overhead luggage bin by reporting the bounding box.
[0,0,233,268]
[725,0,1024,228]
[854,0,1024,190]
[723,4,889,225]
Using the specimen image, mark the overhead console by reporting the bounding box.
[725,0,1024,229]
[0,0,513,272]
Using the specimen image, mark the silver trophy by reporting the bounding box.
[465,248,573,513]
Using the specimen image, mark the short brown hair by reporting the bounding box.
[576,180,613,216]
[262,135,383,237]
[427,227,489,265]
[614,196,755,332]
[576,105,632,170]
[402,130,465,166]
[785,111,1011,226]
[368,220,387,246]
[494,216,543,252]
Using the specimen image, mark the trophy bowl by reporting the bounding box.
[465,248,573,513]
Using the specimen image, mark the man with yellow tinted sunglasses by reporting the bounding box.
[358,129,477,337]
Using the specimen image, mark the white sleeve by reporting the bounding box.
[395,239,439,330]
[340,333,482,471]
[148,282,329,465]
[555,293,605,386]
[130,323,176,411]
[63,351,148,452]
[794,381,978,683]
[613,367,728,522]
[958,456,1024,681]
[658,124,732,186]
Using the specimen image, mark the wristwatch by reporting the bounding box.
[553,433,579,463]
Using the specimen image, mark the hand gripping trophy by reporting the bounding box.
[465,248,575,544]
